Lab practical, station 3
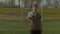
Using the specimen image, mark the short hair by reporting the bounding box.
[31,3,38,8]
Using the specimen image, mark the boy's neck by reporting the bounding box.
[32,10,37,13]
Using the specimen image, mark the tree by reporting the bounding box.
[22,0,41,8]
[9,0,15,7]
[47,0,51,8]
[54,0,59,8]
[19,0,20,8]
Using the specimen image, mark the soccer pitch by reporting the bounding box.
[0,8,60,34]
[0,20,60,34]
[0,20,30,34]
[43,8,60,34]
[43,20,60,34]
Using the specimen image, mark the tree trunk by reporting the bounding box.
[19,0,20,8]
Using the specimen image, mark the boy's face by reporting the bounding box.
[32,6,38,12]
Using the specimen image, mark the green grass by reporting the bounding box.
[43,8,60,20]
[0,20,30,34]
[42,20,60,34]
[0,8,60,34]
[43,8,60,34]
[0,20,60,34]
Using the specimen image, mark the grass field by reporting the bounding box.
[42,20,60,34]
[43,8,60,34]
[0,8,60,34]
[0,20,30,34]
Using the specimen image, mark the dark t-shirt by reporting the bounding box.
[28,11,41,30]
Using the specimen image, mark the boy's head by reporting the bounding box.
[31,2,38,12]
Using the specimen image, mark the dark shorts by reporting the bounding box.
[30,30,42,34]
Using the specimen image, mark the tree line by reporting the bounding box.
[0,0,60,8]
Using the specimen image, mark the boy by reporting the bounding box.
[28,2,42,34]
